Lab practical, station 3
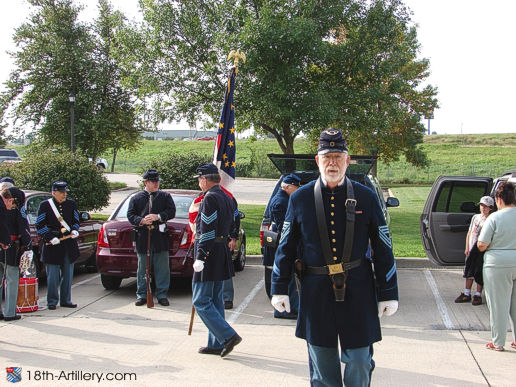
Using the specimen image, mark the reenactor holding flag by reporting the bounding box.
[36,181,80,310]
[191,162,241,357]
[127,169,176,307]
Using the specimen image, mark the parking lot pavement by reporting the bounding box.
[2,258,515,386]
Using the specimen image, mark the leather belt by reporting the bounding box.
[305,257,364,275]
[195,235,227,243]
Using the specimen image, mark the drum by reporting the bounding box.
[16,277,39,313]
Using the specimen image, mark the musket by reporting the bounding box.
[186,241,195,335]
[146,194,154,308]
[45,234,73,245]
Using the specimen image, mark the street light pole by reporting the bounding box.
[424,112,434,135]
[69,92,76,153]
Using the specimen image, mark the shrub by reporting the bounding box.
[142,152,211,190]
[14,146,110,212]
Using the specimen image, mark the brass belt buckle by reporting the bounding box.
[327,263,344,275]
[345,199,357,206]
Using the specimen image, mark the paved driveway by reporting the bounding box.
[2,258,514,386]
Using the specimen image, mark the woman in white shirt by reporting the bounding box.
[478,181,516,351]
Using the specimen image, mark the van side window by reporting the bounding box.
[433,182,487,213]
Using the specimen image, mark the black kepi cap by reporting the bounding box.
[282,173,301,186]
[51,181,69,192]
[142,169,160,182]
[7,187,25,207]
[193,163,219,178]
[0,177,15,184]
[318,128,348,154]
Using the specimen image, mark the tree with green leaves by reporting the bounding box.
[125,0,437,165]
[328,0,438,169]
[0,0,141,162]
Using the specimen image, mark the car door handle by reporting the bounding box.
[439,224,469,232]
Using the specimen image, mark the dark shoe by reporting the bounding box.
[4,315,21,321]
[198,347,223,355]
[454,293,471,303]
[135,298,146,306]
[274,312,298,320]
[0,314,4,320]
[224,301,233,310]
[48,305,56,310]
[158,298,169,306]
[60,303,77,308]
[472,295,482,306]
[221,334,242,358]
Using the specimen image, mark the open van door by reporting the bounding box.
[421,176,492,266]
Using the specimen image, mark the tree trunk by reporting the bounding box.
[111,148,117,173]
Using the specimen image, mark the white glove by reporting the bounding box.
[50,237,60,245]
[378,300,398,317]
[71,230,79,239]
[271,295,291,313]
[193,260,205,272]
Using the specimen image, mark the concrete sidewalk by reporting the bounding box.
[1,259,515,386]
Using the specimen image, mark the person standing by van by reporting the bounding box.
[455,195,494,306]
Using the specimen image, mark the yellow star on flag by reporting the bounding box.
[228,140,234,147]
[222,153,227,160]
[225,161,230,167]
[219,122,224,129]
[230,127,235,134]
[231,161,236,168]
[231,104,234,110]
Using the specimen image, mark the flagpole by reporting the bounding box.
[212,50,245,194]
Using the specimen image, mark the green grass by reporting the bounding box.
[91,213,109,221]
[108,182,127,190]
[389,186,430,257]
[239,203,265,255]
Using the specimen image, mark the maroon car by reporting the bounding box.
[23,190,102,277]
[96,189,246,290]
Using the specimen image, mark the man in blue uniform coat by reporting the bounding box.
[127,169,176,306]
[269,173,300,319]
[192,162,241,357]
[271,129,399,387]
[36,181,81,310]
[0,187,32,321]
[0,187,17,320]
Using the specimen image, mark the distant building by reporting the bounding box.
[142,130,218,140]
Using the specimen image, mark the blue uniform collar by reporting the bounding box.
[320,176,347,192]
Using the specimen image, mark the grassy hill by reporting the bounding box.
[13,133,516,183]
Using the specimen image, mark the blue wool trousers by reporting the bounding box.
[192,280,237,350]
[307,343,375,387]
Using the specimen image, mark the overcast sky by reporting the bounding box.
[1,0,515,135]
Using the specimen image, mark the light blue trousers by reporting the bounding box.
[307,343,374,387]
[192,280,237,350]
[136,251,170,300]
[46,253,74,306]
[1,262,19,317]
[222,277,234,302]
[483,265,516,347]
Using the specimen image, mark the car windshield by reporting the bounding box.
[115,193,193,219]
[0,149,19,157]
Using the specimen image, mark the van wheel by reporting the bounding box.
[100,274,122,290]
[233,236,246,272]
